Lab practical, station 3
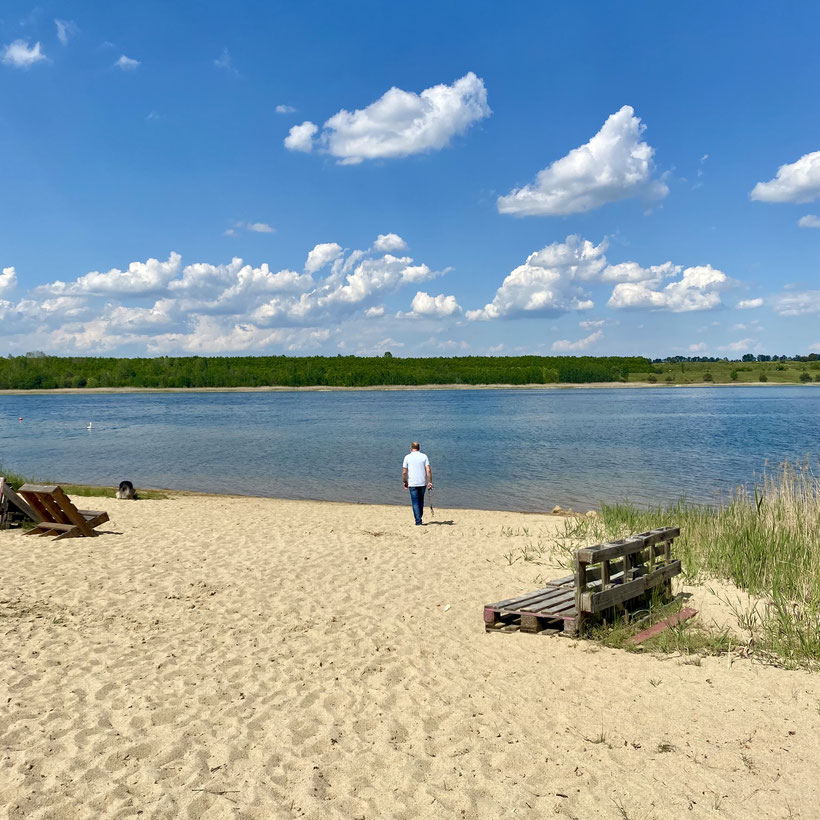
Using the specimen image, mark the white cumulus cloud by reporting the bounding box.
[497,105,668,216]
[5,236,442,355]
[305,243,343,274]
[600,261,680,285]
[0,266,17,296]
[284,121,319,153]
[284,72,490,164]
[798,214,820,228]
[275,104,296,114]
[106,300,177,332]
[737,298,763,310]
[373,233,408,253]
[169,259,313,313]
[115,55,140,71]
[466,236,605,320]
[406,291,462,318]
[751,151,820,203]
[608,265,730,312]
[2,39,47,68]
[552,330,603,352]
[38,253,182,297]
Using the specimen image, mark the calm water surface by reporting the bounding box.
[0,387,817,511]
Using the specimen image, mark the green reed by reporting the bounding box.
[555,461,820,666]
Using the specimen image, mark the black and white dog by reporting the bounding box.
[116,480,138,500]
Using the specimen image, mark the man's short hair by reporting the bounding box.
[411,441,420,450]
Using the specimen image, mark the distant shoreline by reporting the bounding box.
[0,381,815,396]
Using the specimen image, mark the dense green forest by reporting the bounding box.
[0,354,651,389]
[1,353,818,390]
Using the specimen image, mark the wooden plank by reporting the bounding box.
[54,527,94,541]
[574,554,587,636]
[581,560,681,612]
[18,491,52,524]
[576,536,645,563]
[601,558,611,590]
[625,608,698,645]
[25,521,79,532]
[51,487,95,536]
[541,575,575,589]
[17,484,62,495]
[549,599,579,615]
[490,575,574,607]
[81,511,109,529]
[511,585,575,610]
[2,484,42,522]
[488,583,574,611]
[576,527,680,563]
[519,590,575,614]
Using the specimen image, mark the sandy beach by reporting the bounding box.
[1,494,818,819]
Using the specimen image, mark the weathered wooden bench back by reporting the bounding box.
[574,526,681,624]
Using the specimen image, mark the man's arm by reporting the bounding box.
[426,464,433,489]
[402,467,409,489]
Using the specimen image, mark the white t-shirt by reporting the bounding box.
[403,451,429,487]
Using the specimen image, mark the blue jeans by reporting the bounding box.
[409,485,426,525]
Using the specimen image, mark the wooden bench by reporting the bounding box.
[484,526,681,636]
[17,484,109,540]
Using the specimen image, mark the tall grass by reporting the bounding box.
[553,461,820,667]
[0,464,168,500]
[0,465,31,490]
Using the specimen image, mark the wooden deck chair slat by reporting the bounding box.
[31,492,72,525]
[51,487,95,536]
[80,511,109,530]
[18,491,51,525]
[1,483,41,522]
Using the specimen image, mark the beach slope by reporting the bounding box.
[1,495,818,819]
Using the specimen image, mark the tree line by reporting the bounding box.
[0,354,652,390]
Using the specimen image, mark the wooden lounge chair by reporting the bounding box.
[17,484,109,540]
[1,477,41,528]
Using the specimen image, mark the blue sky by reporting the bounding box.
[1,1,818,358]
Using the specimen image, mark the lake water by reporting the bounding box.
[0,387,817,512]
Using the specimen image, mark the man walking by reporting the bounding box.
[402,442,433,526]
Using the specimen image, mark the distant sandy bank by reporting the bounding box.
[0,380,812,396]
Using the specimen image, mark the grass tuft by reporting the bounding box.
[1,464,168,500]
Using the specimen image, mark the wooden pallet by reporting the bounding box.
[484,575,580,634]
[485,526,682,636]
